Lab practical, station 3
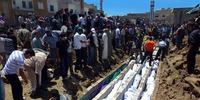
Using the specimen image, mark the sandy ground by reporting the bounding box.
[2,48,129,100]
[153,37,200,100]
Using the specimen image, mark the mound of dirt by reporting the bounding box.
[153,37,200,100]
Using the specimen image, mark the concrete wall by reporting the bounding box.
[58,0,68,11]
[47,0,59,13]
[154,8,172,24]
[124,7,198,25]
[68,3,80,14]
[0,0,15,26]
[12,0,34,10]
[173,8,198,25]
[33,0,49,17]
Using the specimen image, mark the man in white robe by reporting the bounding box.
[102,29,108,60]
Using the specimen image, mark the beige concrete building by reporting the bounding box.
[172,8,198,25]
[0,0,15,26]
[123,7,198,25]
[58,0,100,15]
[154,8,173,24]
[0,0,99,26]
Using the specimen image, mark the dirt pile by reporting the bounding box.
[153,38,200,100]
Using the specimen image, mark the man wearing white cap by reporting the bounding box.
[91,28,99,64]
[102,28,108,60]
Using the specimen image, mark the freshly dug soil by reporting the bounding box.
[153,37,200,100]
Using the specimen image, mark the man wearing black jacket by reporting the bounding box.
[187,21,200,74]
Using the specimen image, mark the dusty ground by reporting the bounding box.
[2,48,129,100]
[153,37,200,100]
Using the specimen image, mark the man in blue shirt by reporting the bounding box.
[32,29,43,50]
[1,49,35,100]
[42,27,58,62]
[36,20,45,37]
[155,38,167,61]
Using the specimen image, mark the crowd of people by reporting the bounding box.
[0,8,200,100]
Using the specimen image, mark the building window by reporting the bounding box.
[50,5,54,12]
[22,1,26,8]
[13,0,16,5]
[155,15,159,18]
[29,1,33,9]
[162,15,165,17]
[38,2,44,9]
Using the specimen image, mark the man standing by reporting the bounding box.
[61,21,68,34]
[187,22,200,74]
[80,30,88,68]
[1,50,35,100]
[78,14,86,28]
[98,30,103,62]
[92,28,99,64]
[18,23,31,49]
[174,25,185,49]
[141,37,156,66]
[102,29,108,60]
[74,27,86,71]
[51,14,60,30]
[36,20,45,37]
[67,31,74,74]
[18,14,24,27]
[7,28,18,50]
[115,26,121,48]
[56,33,69,80]
[63,8,69,23]
[42,27,58,61]
[155,38,167,61]
[107,27,113,57]
[135,34,143,60]
[32,29,43,50]
[24,50,54,97]
[70,10,78,30]
[87,29,95,65]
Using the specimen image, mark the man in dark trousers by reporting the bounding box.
[1,49,34,100]
[70,10,78,30]
[175,24,185,49]
[56,33,69,80]
[187,21,200,74]
[155,38,167,61]
[74,27,88,72]
[141,37,157,66]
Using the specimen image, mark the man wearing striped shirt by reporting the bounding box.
[1,49,35,100]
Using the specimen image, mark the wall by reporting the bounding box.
[47,0,58,13]
[58,0,68,11]
[173,8,198,25]
[154,8,173,24]
[33,0,48,16]
[0,0,15,26]
[12,0,34,10]
[68,3,80,14]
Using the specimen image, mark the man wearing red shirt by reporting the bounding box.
[141,37,156,66]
